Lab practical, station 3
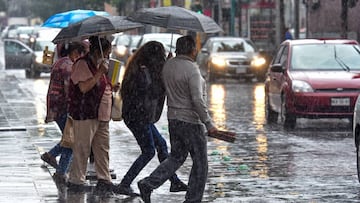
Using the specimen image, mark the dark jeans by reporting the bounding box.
[48,113,73,175]
[120,122,181,186]
[142,120,208,203]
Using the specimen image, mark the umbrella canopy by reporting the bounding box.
[127,6,223,33]
[42,9,110,28]
[52,15,143,44]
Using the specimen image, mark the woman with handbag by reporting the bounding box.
[114,41,187,195]
[41,42,86,185]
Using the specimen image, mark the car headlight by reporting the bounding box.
[292,80,314,92]
[211,57,226,67]
[251,56,266,67]
[36,55,43,64]
[116,45,127,56]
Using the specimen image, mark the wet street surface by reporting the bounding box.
[0,69,359,202]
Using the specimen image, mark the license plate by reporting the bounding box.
[236,68,246,74]
[331,98,350,106]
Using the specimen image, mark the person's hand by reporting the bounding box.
[208,127,218,135]
[113,82,121,92]
[98,59,109,74]
[167,52,173,60]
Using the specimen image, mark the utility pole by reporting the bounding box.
[294,0,299,39]
[275,0,281,45]
[218,0,222,36]
[230,0,235,36]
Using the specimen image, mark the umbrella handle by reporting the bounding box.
[98,37,104,59]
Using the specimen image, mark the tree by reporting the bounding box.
[340,0,358,38]
[29,0,111,22]
[0,0,6,12]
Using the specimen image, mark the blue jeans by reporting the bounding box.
[120,122,181,186]
[48,114,73,175]
[142,120,208,203]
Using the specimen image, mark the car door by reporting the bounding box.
[268,44,289,112]
[4,40,32,69]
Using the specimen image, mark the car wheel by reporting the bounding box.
[26,64,40,79]
[25,69,31,78]
[265,94,278,123]
[281,94,296,129]
[355,126,360,182]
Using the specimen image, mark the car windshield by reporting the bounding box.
[211,40,256,53]
[290,44,360,71]
[34,40,55,52]
[141,35,181,53]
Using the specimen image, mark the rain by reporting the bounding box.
[1,0,360,202]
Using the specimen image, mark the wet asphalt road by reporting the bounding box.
[1,64,360,202]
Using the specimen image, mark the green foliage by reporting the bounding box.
[0,0,6,12]
[29,0,112,21]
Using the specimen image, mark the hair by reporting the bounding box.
[59,41,86,57]
[175,35,196,55]
[88,36,111,55]
[121,41,166,99]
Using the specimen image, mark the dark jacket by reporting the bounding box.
[122,65,165,125]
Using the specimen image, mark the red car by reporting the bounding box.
[265,39,360,129]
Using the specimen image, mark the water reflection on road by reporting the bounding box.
[205,80,359,202]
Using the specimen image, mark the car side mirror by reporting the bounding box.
[200,48,209,54]
[270,63,284,73]
[20,48,29,54]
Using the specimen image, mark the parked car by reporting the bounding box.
[353,91,360,182]
[135,33,183,57]
[4,38,34,70]
[111,33,141,64]
[196,36,267,82]
[265,39,360,129]
[26,37,56,78]
[15,26,37,46]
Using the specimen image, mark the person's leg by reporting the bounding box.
[68,119,94,185]
[150,124,185,188]
[184,123,208,203]
[42,114,68,168]
[120,123,156,187]
[56,114,73,175]
[48,114,68,157]
[140,120,189,189]
[91,121,111,182]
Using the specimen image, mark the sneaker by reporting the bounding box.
[41,152,58,168]
[53,172,67,186]
[113,184,136,196]
[170,181,188,192]
[138,180,152,203]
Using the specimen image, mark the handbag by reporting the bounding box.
[111,90,123,121]
[60,116,74,148]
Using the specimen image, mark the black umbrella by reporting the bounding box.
[127,6,223,34]
[52,15,143,44]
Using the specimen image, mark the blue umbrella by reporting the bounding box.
[42,9,110,28]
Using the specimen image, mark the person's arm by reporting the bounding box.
[188,71,216,131]
[78,59,108,93]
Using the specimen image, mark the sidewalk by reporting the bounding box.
[0,71,192,203]
[0,72,58,202]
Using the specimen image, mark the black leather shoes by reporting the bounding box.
[170,181,188,192]
[138,180,152,203]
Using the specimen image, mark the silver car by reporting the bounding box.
[197,37,265,82]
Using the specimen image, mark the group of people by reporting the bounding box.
[41,34,217,203]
